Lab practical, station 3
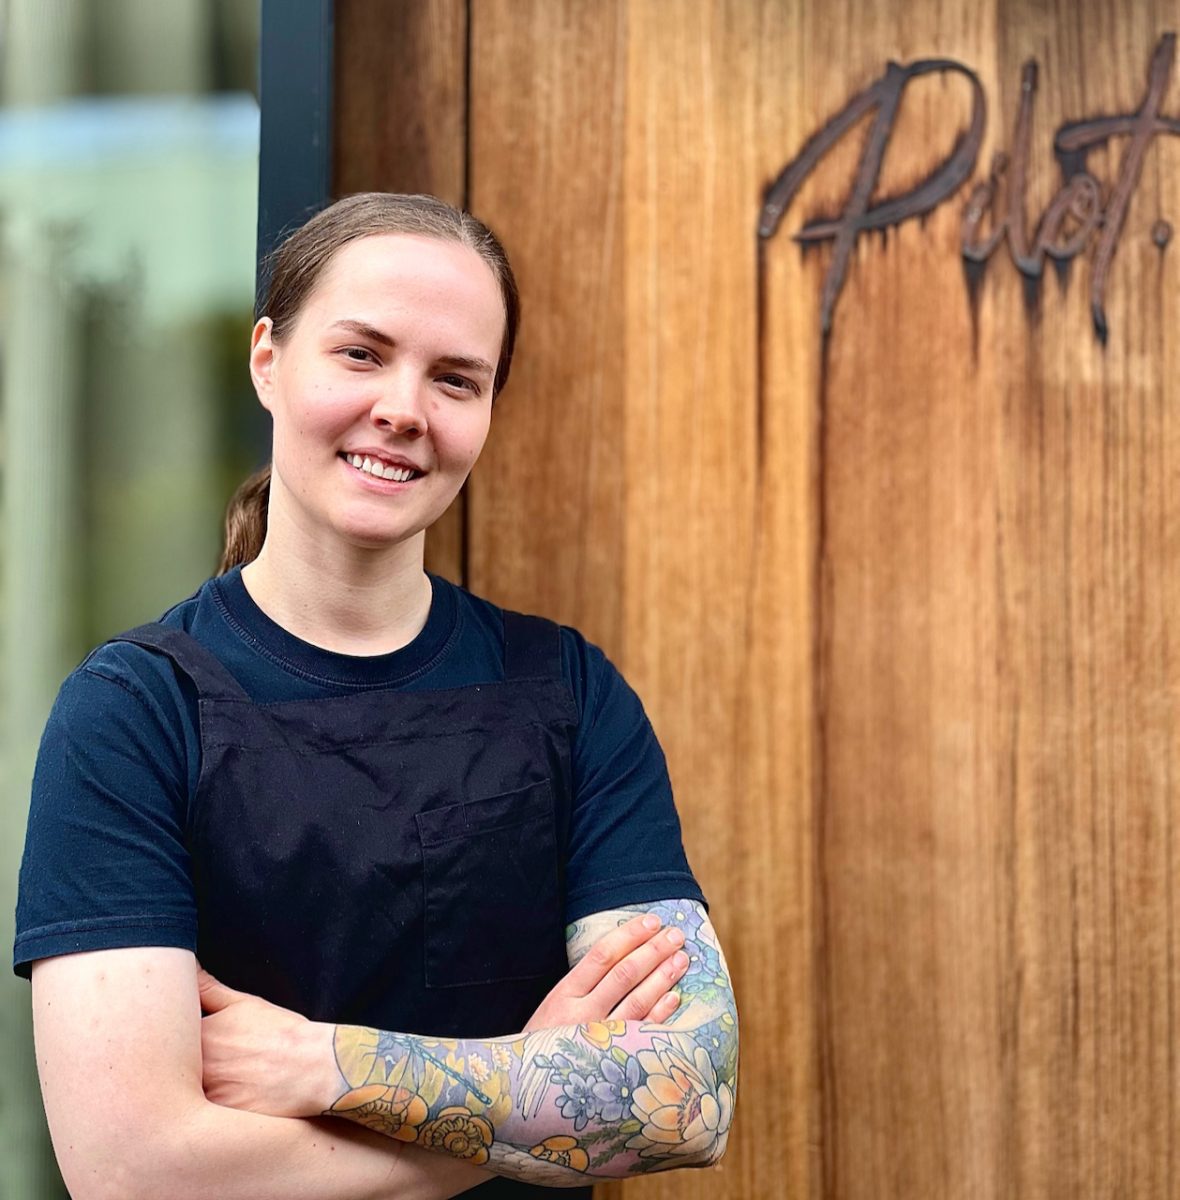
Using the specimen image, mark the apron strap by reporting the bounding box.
[503,612,562,682]
[111,624,251,703]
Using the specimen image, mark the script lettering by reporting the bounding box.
[759,60,986,335]
[762,34,1179,343]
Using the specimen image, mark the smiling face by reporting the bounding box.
[250,233,504,554]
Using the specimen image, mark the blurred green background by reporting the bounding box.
[0,2,261,1193]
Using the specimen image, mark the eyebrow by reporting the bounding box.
[435,353,496,379]
[329,319,496,379]
[330,318,395,347]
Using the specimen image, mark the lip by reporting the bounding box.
[340,448,427,473]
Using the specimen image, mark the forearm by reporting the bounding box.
[31,948,485,1200]
[322,901,737,1186]
[64,1095,487,1200]
[327,1013,735,1186]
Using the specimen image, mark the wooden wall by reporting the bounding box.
[335,1,1180,1196]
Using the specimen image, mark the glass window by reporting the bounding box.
[0,4,261,1194]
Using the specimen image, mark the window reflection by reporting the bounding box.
[0,5,260,1195]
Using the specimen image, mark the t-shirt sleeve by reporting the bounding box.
[13,658,198,978]
[561,632,707,922]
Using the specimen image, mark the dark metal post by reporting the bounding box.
[255,0,334,311]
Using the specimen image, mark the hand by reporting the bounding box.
[522,913,689,1031]
[198,968,337,1118]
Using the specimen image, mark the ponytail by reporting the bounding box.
[217,463,271,574]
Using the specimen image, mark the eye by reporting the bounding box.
[438,373,481,396]
[339,345,378,364]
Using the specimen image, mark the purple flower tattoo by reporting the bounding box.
[558,1071,599,1130]
[592,1054,641,1123]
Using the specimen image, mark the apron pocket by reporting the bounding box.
[417,779,562,988]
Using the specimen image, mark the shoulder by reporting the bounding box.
[444,580,628,726]
[43,579,218,786]
[75,581,208,712]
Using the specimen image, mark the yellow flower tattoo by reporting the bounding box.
[580,1019,626,1050]
[529,1134,590,1172]
[418,1106,494,1165]
[329,1084,428,1142]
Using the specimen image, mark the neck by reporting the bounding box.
[240,504,433,657]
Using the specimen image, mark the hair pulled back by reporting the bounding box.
[217,193,520,575]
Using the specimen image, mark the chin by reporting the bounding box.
[336,523,425,551]
[319,494,455,552]
[319,506,417,546]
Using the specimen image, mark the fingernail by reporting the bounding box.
[643,914,661,930]
[672,951,689,970]
[667,928,685,946]
[667,992,681,1010]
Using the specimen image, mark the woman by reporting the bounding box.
[15,194,737,1197]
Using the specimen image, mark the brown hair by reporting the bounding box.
[217,193,521,574]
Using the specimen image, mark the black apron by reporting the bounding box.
[115,613,591,1199]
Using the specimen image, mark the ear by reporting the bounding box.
[249,318,277,412]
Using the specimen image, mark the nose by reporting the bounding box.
[370,372,428,437]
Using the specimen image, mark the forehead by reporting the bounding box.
[301,233,505,349]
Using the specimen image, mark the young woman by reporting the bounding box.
[15,194,738,1198]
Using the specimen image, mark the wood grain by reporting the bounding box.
[807,2,1179,1197]
[606,5,814,1197]
[333,0,467,581]
[337,1,1180,1196]
[808,3,1003,1194]
[467,0,629,651]
[984,4,1180,1195]
[333,0,466,201]
[470,3,815,1197]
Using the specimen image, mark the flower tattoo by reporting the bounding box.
[329,1084,428,1141]
[418,1107,494,1164]
[593,1053,642,1122]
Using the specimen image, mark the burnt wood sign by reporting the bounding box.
[759,32,1179,343]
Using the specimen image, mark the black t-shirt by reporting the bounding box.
[14,568,704,976]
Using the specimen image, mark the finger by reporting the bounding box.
[607,945,689,1021]
[589,925,686,1015]
[196,967,248,1014]
[560,914,665,996]
[645,989,683,1025]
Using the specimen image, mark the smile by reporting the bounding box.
[341,453,422,483]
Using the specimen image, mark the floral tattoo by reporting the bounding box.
[327,899,738,1185]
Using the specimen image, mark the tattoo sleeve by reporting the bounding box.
[327,899,738,1185]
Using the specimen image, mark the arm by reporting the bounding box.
[22,665,488,1200]
[32,948,489,1200]
[202,899,738,1187]
[32,907,687,1200]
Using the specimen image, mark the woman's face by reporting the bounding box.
[250,233,503,553]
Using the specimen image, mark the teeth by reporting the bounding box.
[344,454,416,482]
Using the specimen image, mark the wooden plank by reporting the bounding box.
[471,2,816,1197]
[467,0,629,650]
[333,0,466,201]
[332,0,467,582]
[984,3,1180,1196]
[603,3,814,1198]
[809,1,1180,1197]
[799,2,1005,1195]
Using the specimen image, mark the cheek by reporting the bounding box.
[277,382,354,446]
[431,402,491,464]
[461,416,492,467]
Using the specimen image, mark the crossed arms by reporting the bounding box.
[32,899,737,1198]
